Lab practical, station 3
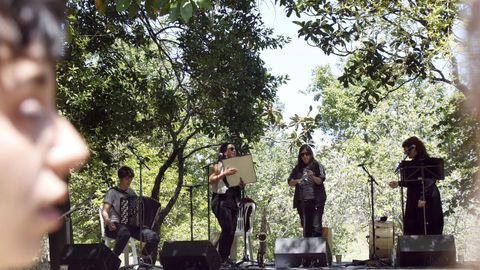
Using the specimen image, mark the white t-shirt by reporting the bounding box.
[103,187,136,223]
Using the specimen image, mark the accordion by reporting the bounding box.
[120,196,161,229]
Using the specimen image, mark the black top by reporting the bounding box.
[288,160,327,208]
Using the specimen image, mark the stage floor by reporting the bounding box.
[216,262,479,270]
[121,262,479,270]
[220,262,480,270]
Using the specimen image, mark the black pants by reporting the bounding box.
[297,200,325,237]
[105,223,160,262]
[212,194,238,261]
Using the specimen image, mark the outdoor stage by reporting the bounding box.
[120,261,479,270]
[215,262,479,270]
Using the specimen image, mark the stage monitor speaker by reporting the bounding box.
[60,243,120,270]
[160,240,221,270]
[397,235,456,267]
[274,237,331,268]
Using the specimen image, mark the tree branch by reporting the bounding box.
[156,146,185,226]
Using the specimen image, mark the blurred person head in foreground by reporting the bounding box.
[0,0,88,268]
[466,0,480,261]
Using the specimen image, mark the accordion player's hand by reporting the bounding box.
[106,220,117,231]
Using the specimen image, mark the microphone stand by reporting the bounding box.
[127,145,154,268]
[59,192,97,245]
[359,164,379,261]
[202,162,214,242]
[182,184,202,241]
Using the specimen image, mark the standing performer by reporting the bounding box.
[209,143,242,267]
[288,144,327,237]
[389,136,444,235]
[102,166,160,263]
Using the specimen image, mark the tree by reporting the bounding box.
[58,0,285,249]
[276,0,466,111]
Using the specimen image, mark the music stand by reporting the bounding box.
[399,158,444,235]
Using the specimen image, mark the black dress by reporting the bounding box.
[399,155,444,235]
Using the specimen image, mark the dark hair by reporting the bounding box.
[295,144,317,170]
[0,0,65,59]
[402,136,429,158]
[118,166,134,179]
[217,142,233,162]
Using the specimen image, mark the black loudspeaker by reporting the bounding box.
[160,240,221,270]
[397,235,456,267]
[60,243,121,270]
[274,237,331,268]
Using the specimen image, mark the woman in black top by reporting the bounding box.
[389,136,444,235]
[288,144,327,237]
[209,143,242,266]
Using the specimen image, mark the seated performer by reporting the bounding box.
[389,136,444,235]
[102,166,160,263]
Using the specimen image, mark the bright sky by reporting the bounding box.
[259,1,339,123]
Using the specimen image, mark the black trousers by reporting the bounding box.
[212,194,238,261]
[105,223,160,262]
[297,200,325,237]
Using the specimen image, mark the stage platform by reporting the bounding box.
[121,262,479,270]
[215,262,479,270]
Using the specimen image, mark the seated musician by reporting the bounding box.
[101,166,160,263]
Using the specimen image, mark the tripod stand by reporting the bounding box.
[127,144,156,269]
[234,184,256,268]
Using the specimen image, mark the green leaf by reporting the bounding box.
[145,0,157,18]
[169,2,180,21]
[115,0,130,12]
[197,0,212,10]
[159,1,171,16]
[128,1,140,17]
[180,0,193,22]
[66,21,74,42]
[155,0,168,9]
[95,0,107,15]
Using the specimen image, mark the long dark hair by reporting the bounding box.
[295,144,318,170]
[217,142,233,162]
[402,136,429,158]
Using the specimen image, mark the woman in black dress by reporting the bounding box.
[389,136,444,235]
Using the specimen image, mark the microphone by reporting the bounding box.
[357,163,365,167]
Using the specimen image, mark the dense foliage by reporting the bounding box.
[57,0,285,259]
[276,0,467,111]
